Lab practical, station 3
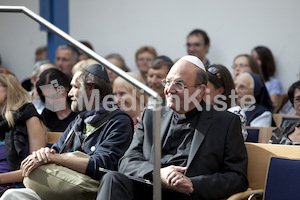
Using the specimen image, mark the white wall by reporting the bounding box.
[0,0,46,82]
[1,0,300,92]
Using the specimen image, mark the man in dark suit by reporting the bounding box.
[97,55,248,200]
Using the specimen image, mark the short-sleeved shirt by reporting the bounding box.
[265,77,282,95]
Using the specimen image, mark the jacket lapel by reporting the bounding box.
[186,104,213,168]
[160,107,174,140]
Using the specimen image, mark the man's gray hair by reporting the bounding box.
[78,69,113,101]
[57,44,79,61]
[195,69,208,86]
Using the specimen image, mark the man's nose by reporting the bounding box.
[56,60,63,68]
[68,88,73,97]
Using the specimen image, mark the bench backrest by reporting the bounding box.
[47,132,63,145]
[272,114,300,127]
[246,127,276,143]
[246,142,300,190]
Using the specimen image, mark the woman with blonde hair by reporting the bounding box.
[0,69,46,195]
[113,72,148,132]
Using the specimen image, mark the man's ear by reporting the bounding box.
[218,86,225,95]
[205,44,210,54]
[198,84,207,101]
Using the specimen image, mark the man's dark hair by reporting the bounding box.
[149,55,173,72]
[188,29,210,46]
[288,80,300,104]
[79,69,113,101]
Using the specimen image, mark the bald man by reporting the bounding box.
[97,55,248,200]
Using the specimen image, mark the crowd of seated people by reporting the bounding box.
[1,26,300,200]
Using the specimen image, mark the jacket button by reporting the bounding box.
[91,146,96,152]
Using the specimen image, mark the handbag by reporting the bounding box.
[23,151,100,200]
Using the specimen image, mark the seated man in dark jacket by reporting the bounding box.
[96,55,248,200]
[1,64,133,199]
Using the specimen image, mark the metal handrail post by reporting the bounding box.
[153,102,161,200]
[0,5,162,200]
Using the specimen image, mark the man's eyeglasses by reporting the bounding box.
[0,68,15,76]
[207,66,221,79]
[293,97,300,104]
[162,79,200,92]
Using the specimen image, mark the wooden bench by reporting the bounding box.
[228,143,300,199]
[47,132,63,146]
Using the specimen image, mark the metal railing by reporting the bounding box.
[0,5,161,200]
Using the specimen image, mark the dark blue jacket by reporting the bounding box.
[52,109,133,180]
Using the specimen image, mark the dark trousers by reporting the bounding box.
[96,171,191,200]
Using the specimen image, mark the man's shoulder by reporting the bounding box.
[107,108,133,121]
[142,106,174,116]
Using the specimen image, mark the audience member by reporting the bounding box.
[34,46,47,62]
[186,29,210,66]
[270,80,300,144]
[22,46,49,91]
[36,68,78,132]
[30,60,57,114]
[251,46,282,107]
[113,72,148,132]
[135,46,157,83]
[147,55,173,106]
[97,55,248,200]
[78,40,94,61]
[0,69,46,194]
[105,53,130,84]
[232,54,263,79]
[273,93,296,115]
[1,64,134,199]
[72,58,99,76]
[235,72,274,127]
[55,44,79,79]
[205,64,248,140]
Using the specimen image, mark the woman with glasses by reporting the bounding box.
[270,80,300,145]
[0,69,47,195]
[232,54,263,79]
[204,64,248,140]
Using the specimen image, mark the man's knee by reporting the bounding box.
[102,171,130,184]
